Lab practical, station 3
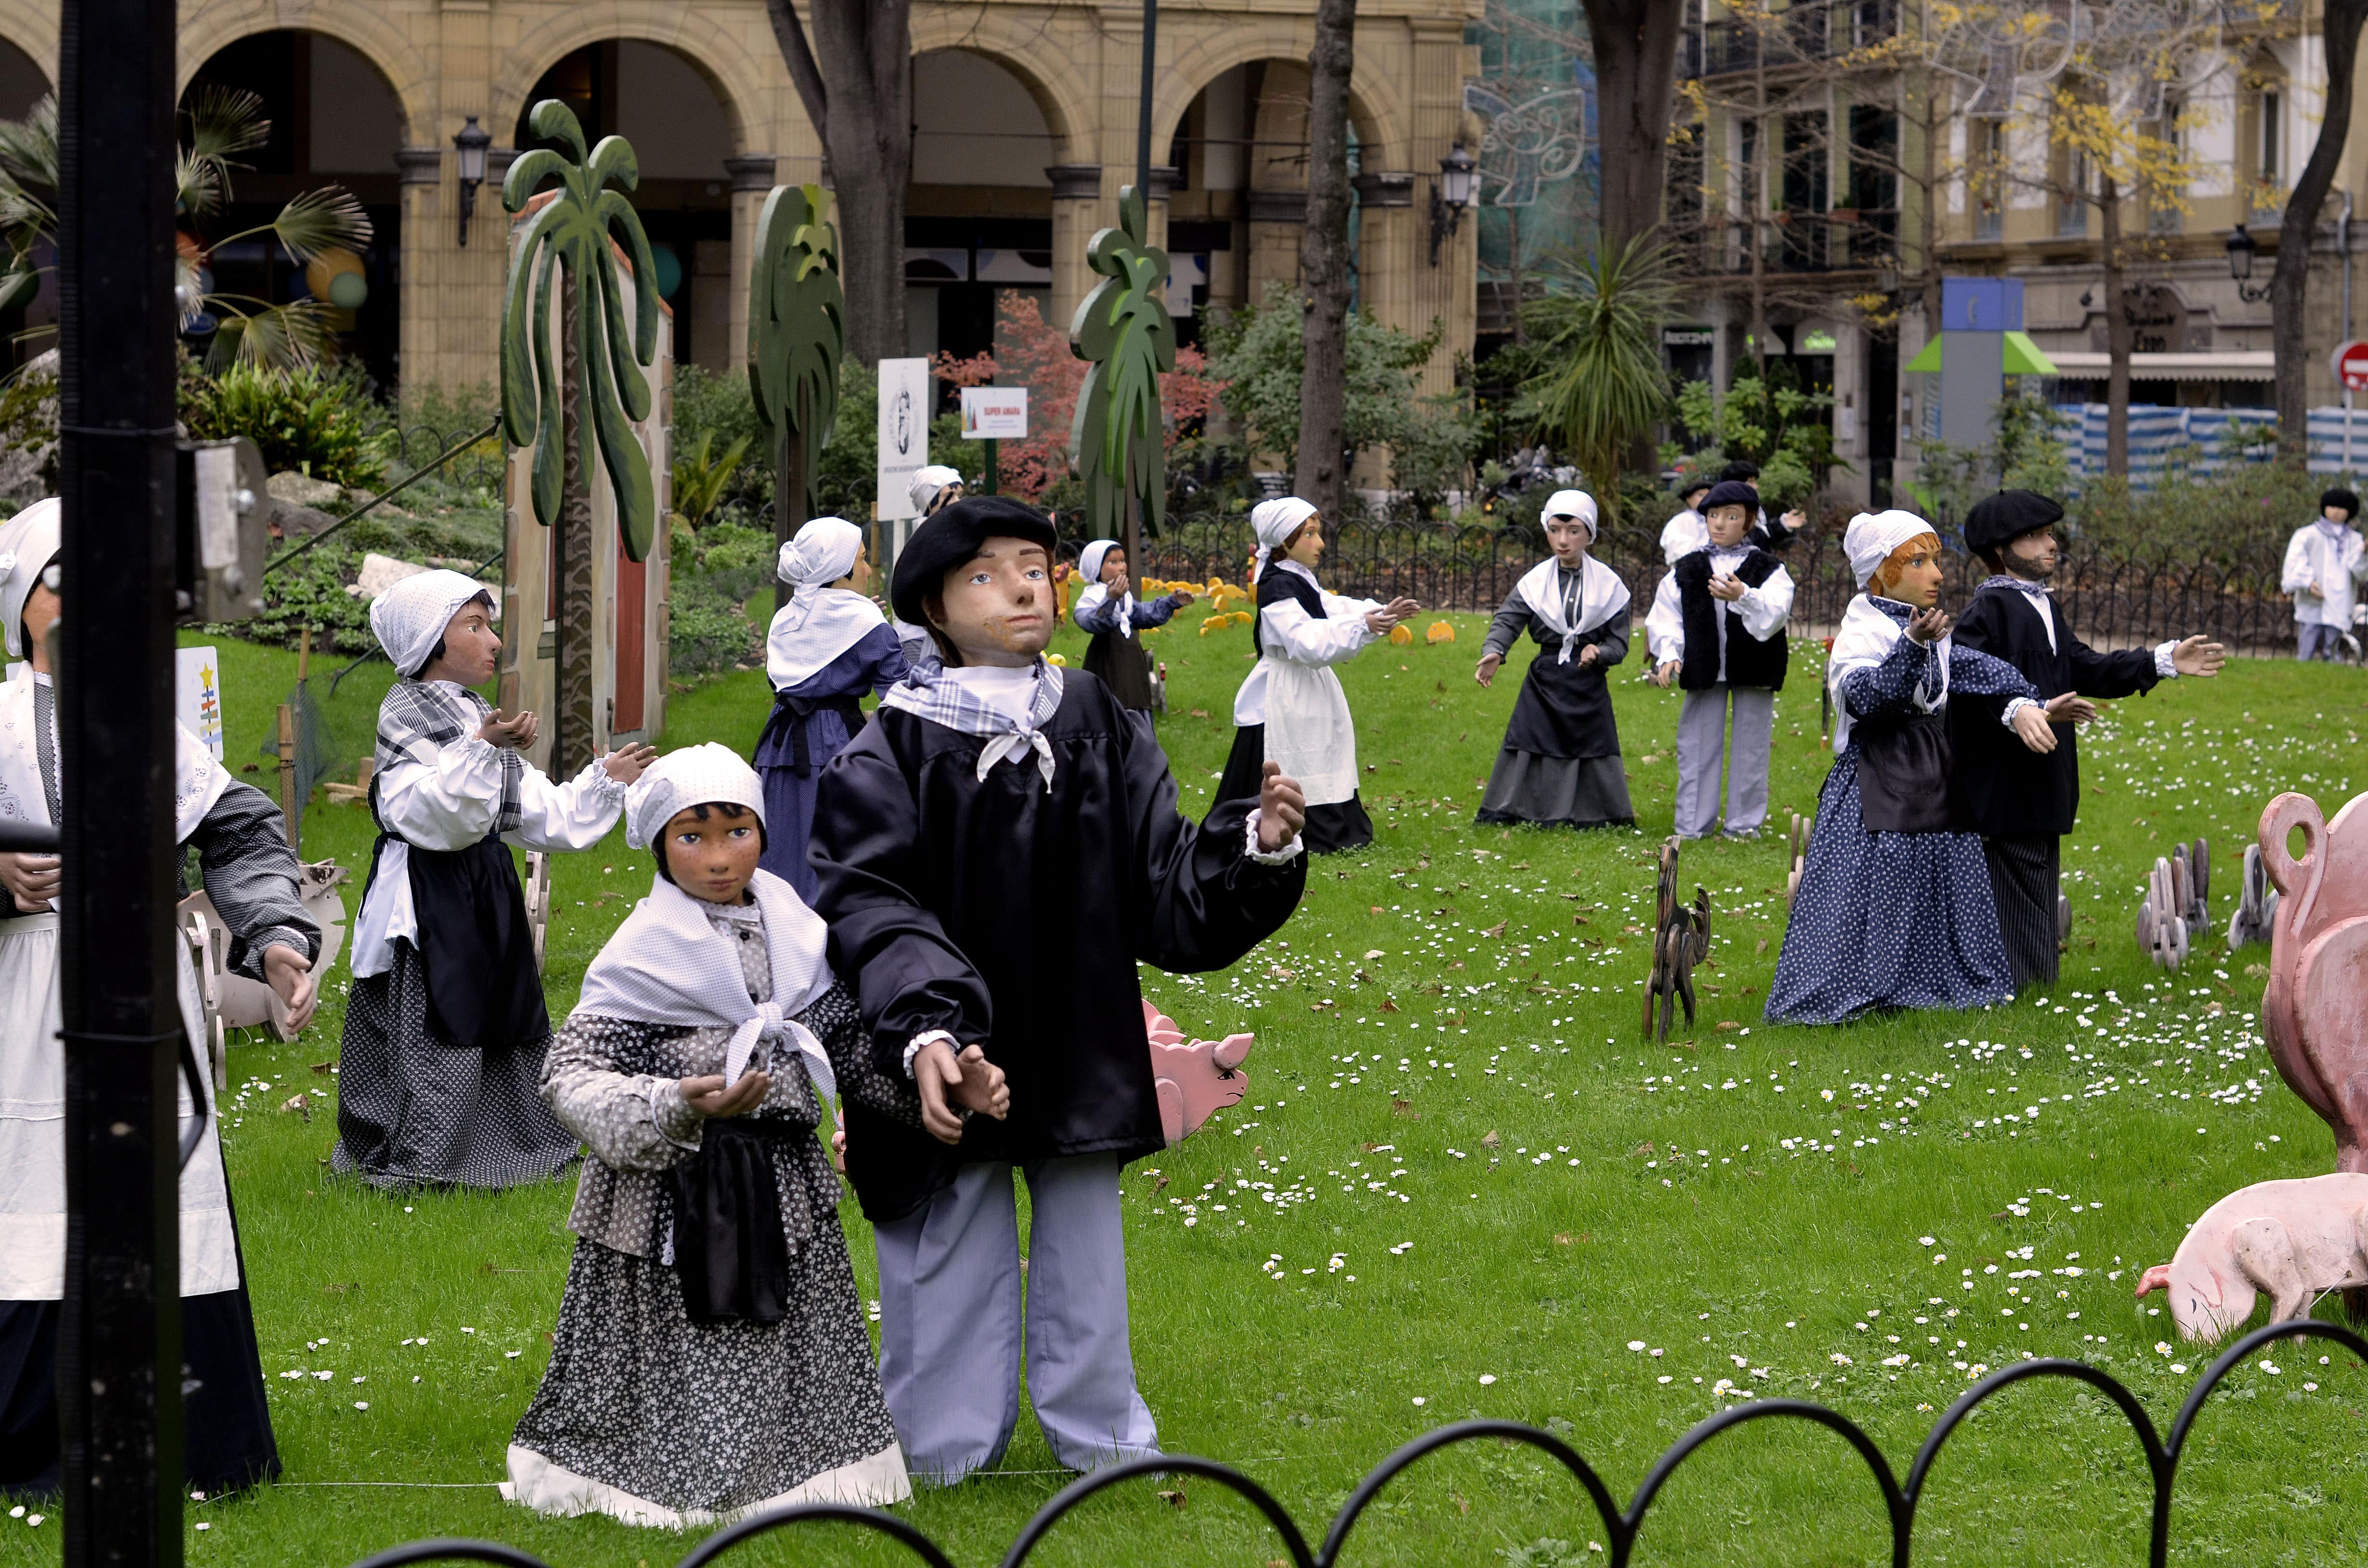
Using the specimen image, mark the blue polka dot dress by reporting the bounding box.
[1765,607,2036,1025]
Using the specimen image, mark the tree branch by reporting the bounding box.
[765,0,830,144]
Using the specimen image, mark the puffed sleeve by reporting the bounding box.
[504,757,629,852]
[185,778,321,979]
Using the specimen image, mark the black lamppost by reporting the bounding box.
[454,115,492,246]
[2226,222,2272,303]
[1428,144,1478,267]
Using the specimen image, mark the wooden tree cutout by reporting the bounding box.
[1068,184,1175,545]
[749,182,844,600]
[500,99,661,563]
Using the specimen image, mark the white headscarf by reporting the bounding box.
[1072,538,1139,639]
[1541,489,1599,541]
[1515,553,1628,663]
[0,499,61,661]
[1844,510,1939,589]
[1250,497,1318,581]
[767,517,885,689]
[369,568,494,678]
[909,464,963,515]
[1077,539,1121,585]
[625,742,765,850]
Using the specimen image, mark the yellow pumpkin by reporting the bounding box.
[1425,621,1455,644]
[1388,623,1414,646]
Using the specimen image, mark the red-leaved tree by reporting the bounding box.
[931,290,1219,502]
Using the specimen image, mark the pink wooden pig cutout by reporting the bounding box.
[1144,998,1252,1145]
[2135,1173,2368,1341]
[2257,791,2368,1172]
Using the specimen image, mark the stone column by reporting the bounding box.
[1246,189,1305,300]
[395,147,445,403]
[1048,162,1103,333]
[725,153,779,373]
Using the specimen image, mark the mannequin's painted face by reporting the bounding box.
[662,803,763,905]
[929,537,1054,663]
[1705,503,1751,549]
[1998,527,2058,580]
[1875,535,1946,608]
[1283,519,1326,567]
[1544,514,1591,563]
[1098,548,1129,588]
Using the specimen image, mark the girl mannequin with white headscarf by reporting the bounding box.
[1214,499,1417,853]
[0,500,315,1497]
[506,744,910,1526]
[334,570,655,1191]
[1471,490,1635,830]
[756,518,907,901]
[1764,511,2049,1025]
[1069,538,1193,732]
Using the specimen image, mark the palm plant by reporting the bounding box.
[1071,185,1175,548]
[0,89,371,368]
[748,181,843,605]
[1517,235,1679,524]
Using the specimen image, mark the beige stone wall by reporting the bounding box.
[0,0,1482,398]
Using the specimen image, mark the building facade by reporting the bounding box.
[0,0,1485,402]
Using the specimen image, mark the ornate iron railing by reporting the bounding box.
[1140,518,2305,657]
[342,1322,2362,1568]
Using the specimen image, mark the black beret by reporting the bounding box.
[1701,480,1759,514]
[2321,487,2360,521]
[888,495,1059,627]
[1678,475,1713,498]
[1717,459,1760,482]
[1963,490,2064,555]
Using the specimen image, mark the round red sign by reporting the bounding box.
[2333,339,2368,392]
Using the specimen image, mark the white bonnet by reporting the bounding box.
[777,515,864,588]
[908,464,963,514]
[370,568,495,678]
[1844,509,1940,588]
[1077,539,1121,583]
[625,742,767,851]
[1541,488,1598,540]
[0,498,61,660]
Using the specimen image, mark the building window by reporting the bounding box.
[2259,89,2282,185]
[2056,146,2088,237]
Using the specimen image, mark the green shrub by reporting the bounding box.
[180,360,393,489]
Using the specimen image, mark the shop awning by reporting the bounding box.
[1902,331,2059,375]
[2036,350,2275,381]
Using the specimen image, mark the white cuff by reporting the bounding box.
[578,757,628,800]
[2000,697,2036,728]
[902,1029,959,1079]
[2152,640,2179,678]
[1244,808,1305,864]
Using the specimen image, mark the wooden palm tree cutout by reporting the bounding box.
[749,182,845,603]
[500,98,661,563]
[1069,184,1176,545]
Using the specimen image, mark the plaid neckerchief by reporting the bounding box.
[878,656,1066,792]
[375,679,524,836]
[1978,574,2049,599]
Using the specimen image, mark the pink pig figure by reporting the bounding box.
[1143,999,1253,1146]
[2257,791,2368,1171]
[2134,1174,2368,1342]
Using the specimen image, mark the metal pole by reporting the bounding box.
[57,0,187,1563]
[1127,0,1156,601]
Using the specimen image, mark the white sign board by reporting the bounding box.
[876,357,931,521]
[176,645,225,760]
[959,385,1028,440]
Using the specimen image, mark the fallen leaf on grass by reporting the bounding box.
[1717,1021,1741,1032]
[279,1093,310,1119]
[1157,1486,1187,1509]
[1369,906,1384,915]
[1481,1129,1500,1149]
[1393,1098,1416,1118]
[1381,1000,1400,1013]
[1482,920,1507,938]
[1554,1232,1573,1246]
[1188,708,1209,719]
[1632,1142,1655,1157]
[1756,938,1769,954]
[310,1061,333,1075]
[1363,949,1386,960]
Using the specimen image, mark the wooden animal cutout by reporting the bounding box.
[2227,840,2280,951]
[2134,838,2208,972]
[524,850,553,973]
[1144,998,1253,1145]
[2136,1173,2368,1341]
[2258,791,2368,1172]
[1641,836,1709,1041]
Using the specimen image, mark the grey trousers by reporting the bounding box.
[871,1154,1157,1484]
[2298,622,2345,661]
[1673,683,1775,838]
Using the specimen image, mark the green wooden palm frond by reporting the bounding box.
[748,183,844,516]
[1068,184,1175,539]
[499,99,661,561]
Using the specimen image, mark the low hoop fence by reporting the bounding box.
[389,420,505,497]
[1137,518,2304,658]
[341,1322,2363,1568]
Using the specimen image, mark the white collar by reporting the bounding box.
[1276,559,1320,588]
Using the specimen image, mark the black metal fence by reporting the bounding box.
[390,420,505,496]
[343,1321,2365,1568]
[1140,518,2306,657]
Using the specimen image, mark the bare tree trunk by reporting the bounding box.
[1295,0,1356,514]
[2101,173,2131,477]
[766,0,912,367]
[557,288,596,776]
[1580,0,1684,254]
[1917,74,1942,351]
[2275,0,2368,458]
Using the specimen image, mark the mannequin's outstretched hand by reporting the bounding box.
[1904,608,1951,645]
[476,708,538,750]
[2041,693,2098,726]
[1257,760,1306,851]
[601,742,659,784]
[2011,703,2059,754]
[914,1040,1008,1145]
[262,943,319,1032]
[1475,652,1502,687]
[2172,635,2227,677]
[680,1070,771,1119]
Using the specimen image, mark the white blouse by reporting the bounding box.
[1231,561,1381,726]
[350,735,626,979]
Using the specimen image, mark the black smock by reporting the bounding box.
[1946,584,2159,838]
[810,672,1307,1223]
[1483,587,1629,759]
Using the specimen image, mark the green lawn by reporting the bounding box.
[6,608,2366,1567]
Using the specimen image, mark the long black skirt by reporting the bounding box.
[1,1208,279,1499]
[1215,724,1373,854]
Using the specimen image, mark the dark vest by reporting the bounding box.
[1673,549,1788,691]
[1251,566,1326,657]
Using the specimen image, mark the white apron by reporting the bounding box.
[1263,662,1358,807]
[0,665,240,1300]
